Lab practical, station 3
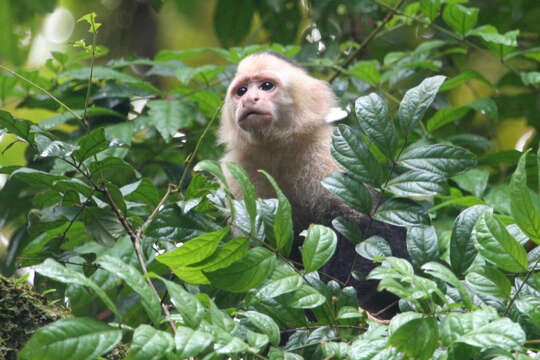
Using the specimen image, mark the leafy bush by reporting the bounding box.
[1,1,540,359]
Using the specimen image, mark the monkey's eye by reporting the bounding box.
[236,86,248,97]
[260,81,274,91]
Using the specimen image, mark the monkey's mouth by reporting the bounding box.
[239,110,270,123]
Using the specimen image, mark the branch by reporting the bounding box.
[328,0,406,83]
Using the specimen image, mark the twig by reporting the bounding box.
[0,65,83,122]
[328,0,406,83]
[503,256,540,316]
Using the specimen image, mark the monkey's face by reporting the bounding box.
[226,70,295,140]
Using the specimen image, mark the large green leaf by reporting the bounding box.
[331,124,385,186]
[97,255,163,326]
[386,170,446,197]
[19,318,121,360]
[240,311,281,346]
[160,278,205,328]
[388,314,439,360]
[465,264,511,299]
[406,226,440,268]
[127,325,174,360]
[398,76,446,136]
[374,198,429,226]
[442,4,479,37]
[301,224,337,273]
[354,93,398,159]
[472,212,528,273]
[322,172,372,214]
[510,151,540,245]
[174,326,214,358]
[147,99,194,141]
[398,144,476,177]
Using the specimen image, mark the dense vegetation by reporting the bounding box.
[1,1,540,359]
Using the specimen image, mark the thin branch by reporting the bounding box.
[328,0,406,83]
[503,256,540,316]
[0,65,83,122]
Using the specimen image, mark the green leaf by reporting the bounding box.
[240,311,281,346]
[73,128,108,163]
[439,70,492,92]
[467,97,498,120]
[510,151,540,245]
[259,170,293,255]
[255,264,303,299]
[88,158,137,180]
[120,178,161,208]
[355,235,392,260]
[374,198,428,226]
[146,206,218,242]
[147,99,194,141]
[0,109,33,142]
[452,168,490,198]
[206,247,276,292]
[176,64,226,85]
[406,226,440,268]
[426,106,470,132]
[82,208,125,247]
[301,224,337,273]
[214,0,255,47]
[34,259,119,318]
[442,4,479,37]
[226,162,257,232]
[174,326,213,358]
[156,279,204,329]
[420,0,441,21]
[59,66,141,83]
[39,108,125,130]
[97,255,163,326]
[520,71,540,86]
[398,144,476,177]
[515,296,540,329]
[465,264,511,299]
[288,285,326,309]
[354,93,398,159]
[457,318,526,351]
[422,262,472,308]
[472,212,528,273]
[347,60,381,86]
[322,172,372,214]
[11,168,66,188]
[332,216,364,245]
[331,124,385,186]
[127,325,174,360]
[450,205,490,276]
[388,315,439,360]
[194,159,228,187]
[19,318,121,360]
[35,135,79,159]
[156,227,229,268]
[386,170,446,197]
[398,75,446,136]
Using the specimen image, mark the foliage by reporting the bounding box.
[1,1,540,359]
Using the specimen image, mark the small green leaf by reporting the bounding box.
[466,264,511,299]
[259,170,293,255]
[322,172,372,214]
[128,325,174,360]
[398,75,446,136]
[354,92,398,159]
[510,151,540,245]
[226,162,257,232]
[255,264,303,299]
[194,159,228,186]
[160,278,205,328]
[439,70,492,92]
[301,225,337,273]
[426,106,470,132]
[406,226,440,268]
[0,109,33,142]
[83,207,124,247]
[73,128,108,162]
[386,170,446,197]
[442,4,479,37]
[422,262,472,308]
[97,255,163,326]
[420,0,441,21]
[19,318,121,360]
[355,235,392,260]
[120,178,161,208]
[347,60,381,86]
[11,168,66,188]
[452,168,490,198]
[472,212,528,273]
[332,216,364,245]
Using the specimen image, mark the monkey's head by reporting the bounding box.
[219,52,337,146]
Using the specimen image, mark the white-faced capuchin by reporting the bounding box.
[218,51,407,319]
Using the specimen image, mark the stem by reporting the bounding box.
[328,0,406,83]
[503,256,540,316]
[0,65,83,122]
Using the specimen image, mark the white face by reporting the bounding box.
[228,71,281,133]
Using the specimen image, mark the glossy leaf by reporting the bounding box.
[161,278,205,328]
[398,75,446,136]
[19,318,121,360]
[388,315,439,360]
[465,264,511,299]
[406,226,440,268]
[127,325,174,360]
[301,224,337,273]
[422,262,472,308]
[442,4,479,37]
[288,285,326,309]
[147,99,193,141]
[240,311,281,346]
[174,326,214,358]
[472,212,528,273]
[398,144,476,177]
[386,170,446,197]
[355,235,392,260]
[73,128,108,162]
[322,172,372,214]
[226,162,257,232]
[374,198,429,226]
[354,92,398,159]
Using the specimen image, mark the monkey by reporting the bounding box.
[218,51,407,319]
